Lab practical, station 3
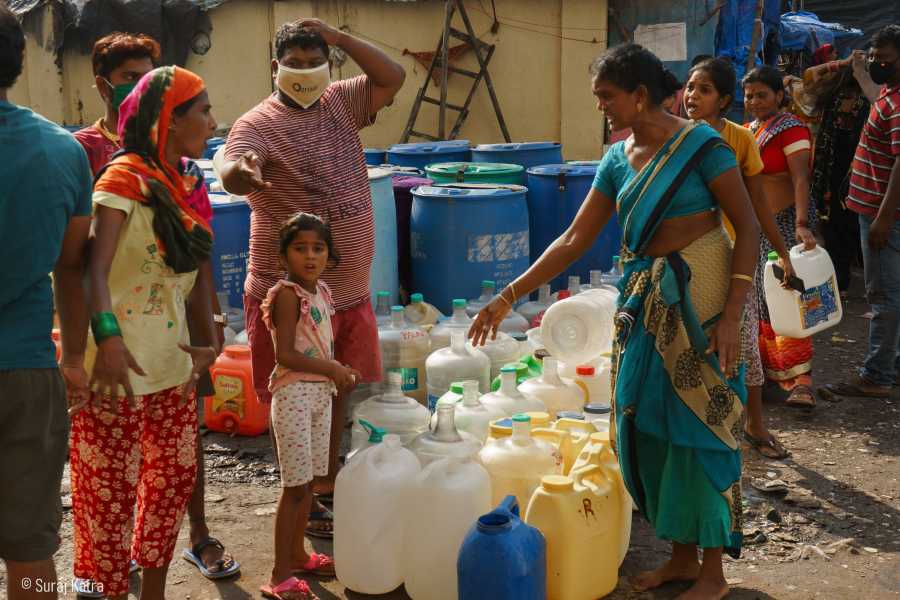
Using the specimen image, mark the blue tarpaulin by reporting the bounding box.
[779,11,864,56]
[714,0,781,111]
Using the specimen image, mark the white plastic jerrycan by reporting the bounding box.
[409,404,481,467]
[571,432,633,565]
[479,413,561,508]
[519,357,583,416]
[351,371,430,451]
[425,330,491,411]
[403,456,492,600]
[430,298,472,350]
[480,364,546,417]
[334,434,421,595]
[516,284,553,326]
[431,380,506,442]
[524,465,621,600]
[405,292,443,327]
[541,287,619,366]
[379,306,431,405]
[763,246,842,338]
[479,331,525,379]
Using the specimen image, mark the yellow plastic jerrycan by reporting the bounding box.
[532,428,576,475]
[552,418,595,474]
[571,432,632,566]
[524,465,621,600]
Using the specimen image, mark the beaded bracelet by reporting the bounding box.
[91,312,123,345]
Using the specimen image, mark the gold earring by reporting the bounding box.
[636,102,643,113]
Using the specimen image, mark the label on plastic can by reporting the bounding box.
[797,275,839,329]
[387,367,419,392]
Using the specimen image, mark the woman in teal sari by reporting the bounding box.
[470,44,759,600]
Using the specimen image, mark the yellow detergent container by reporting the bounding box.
[524,466,621,600]
[479,414,561,508]
[532,428,577,476]
[486,412,550,442]
[571,432,633,565]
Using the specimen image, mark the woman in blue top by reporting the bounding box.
[471,44,759,600]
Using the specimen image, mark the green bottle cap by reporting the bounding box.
[512,413,530,423]
[613,255,620,262]
[411,293,424,303]
[767,251,779,261]
[391,305,403,312]
[377,290,390,298]
[481,280,495,288]
[500,363,520,373]
[449,382,464,394]
[359,419,386,443]
[452,298,466,308]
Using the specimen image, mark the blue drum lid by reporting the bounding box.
[473,141,560,152]
[210,194,248,211]
[526,163,596,177]
[412,183,527,198]
[388,140,471,154]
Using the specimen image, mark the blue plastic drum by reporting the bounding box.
[387,140,471,171]
[411,184,529,314]
[526,164,621,288]
[364,148,386,166]
[204,137,226,160]
[368,167,400,306]
[210,194,251,310]
[471,142,563,170]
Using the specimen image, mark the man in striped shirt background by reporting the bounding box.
[843,25,900,397]
[221,19,405,509]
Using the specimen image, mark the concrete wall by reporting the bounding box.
[9,0,608,159]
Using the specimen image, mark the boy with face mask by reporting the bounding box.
[221,19,405,531]
[73,33,160,175]
[820,25,900,401]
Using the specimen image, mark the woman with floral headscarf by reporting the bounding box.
[70,65,219,600]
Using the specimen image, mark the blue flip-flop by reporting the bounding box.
[182,537,241,580]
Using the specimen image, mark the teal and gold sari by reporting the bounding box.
[608,122,746,557]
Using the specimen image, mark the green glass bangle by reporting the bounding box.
[91,312,122,345]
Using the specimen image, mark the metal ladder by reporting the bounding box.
[400,0,511,143]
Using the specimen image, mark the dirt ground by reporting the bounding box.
[1,280,899,599]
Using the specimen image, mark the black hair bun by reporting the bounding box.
[662,69,682,95]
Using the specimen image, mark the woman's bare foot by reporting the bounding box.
[675,575,729,599]
[631,556,701,592]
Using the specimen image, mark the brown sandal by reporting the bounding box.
[786,384,816,409]
[744,430,790,459]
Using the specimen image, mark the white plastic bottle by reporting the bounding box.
[466,279,496,317]
[425,330,490,411]
[541,287,619,366]
[379,306,431,405]
[480,364,546,417]
[409,404,481,467]
[763,246,842,338]
[404,292,443,327]
[519,356,584,415]
[443,380,507,441]
[478,331,524,379]
[351,371,430,451]
[430,298,472,350]
[402,456,491,600]
[571,364,610,405]
[516,284,553,325]
[580,269,604,293]
[334,434,421,594]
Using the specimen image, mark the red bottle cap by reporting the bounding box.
[576,365,595,376]
[558,290,572,300]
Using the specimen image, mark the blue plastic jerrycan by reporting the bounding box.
[457,495,546,600]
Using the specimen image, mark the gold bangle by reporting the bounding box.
[731,273,754,283]
[498,293,512,308]
[507,282,518,303]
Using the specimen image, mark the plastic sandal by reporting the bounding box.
[181,536,241,580]
[260,576,318,600]
[294,552,335,577]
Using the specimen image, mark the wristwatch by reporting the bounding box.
[213,313,228,326]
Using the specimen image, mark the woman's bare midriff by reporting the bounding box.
[644,209,722,257]
[761,172,795,214]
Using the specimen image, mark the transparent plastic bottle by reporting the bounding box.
[379,306,431,405]
[480,364,546,417]
[374,290,392,326]
[434,381,465,409]
[479,413,561,507]
[425,330,491,411]
[404,292,443,327]
[466,280,496,317]
[409,404,481,467]
[580,270,604,293]
[351,371,430,451]
[551,275,581,302]
[430,299,473,351]
[601,255,623,288]
[478,331,525,379]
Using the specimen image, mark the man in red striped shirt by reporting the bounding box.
[835,25,900,398]
[221,19,404,501]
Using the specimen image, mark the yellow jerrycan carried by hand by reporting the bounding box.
[571,432,633,566]
[524,464,621,600]
[552,418,595,474]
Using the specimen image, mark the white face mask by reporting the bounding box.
[276,62,331,109]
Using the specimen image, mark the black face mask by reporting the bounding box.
[869,59,897,85]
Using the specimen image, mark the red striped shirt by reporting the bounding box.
[224,76,375,310]
[846,84,900,218]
